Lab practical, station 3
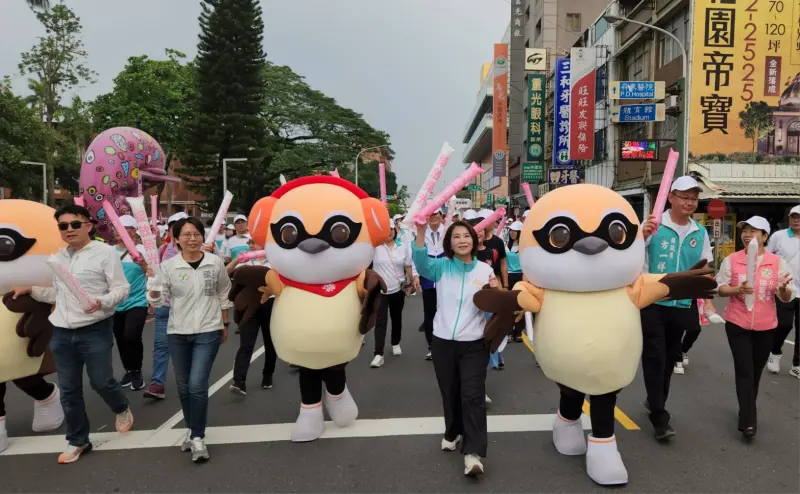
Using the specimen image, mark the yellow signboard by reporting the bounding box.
[690,0,800,157]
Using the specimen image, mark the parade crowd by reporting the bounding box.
[0,174,798,487]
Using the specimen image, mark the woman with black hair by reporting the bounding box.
[146,217,232,463]
[506,221,525,342]
[411,220,497,477]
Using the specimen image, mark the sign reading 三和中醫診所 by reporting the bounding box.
[553,58,573,168]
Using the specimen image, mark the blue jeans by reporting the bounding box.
[151,306,171,385]
[50,318,130,447]
[168,331,222,439]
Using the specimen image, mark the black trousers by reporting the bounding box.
[233,299,277,383]
[0,375,55,417]
[725,322,774,431]
[640,302,699,428]
[421,288,437,349]
[772,298,800,366]
[678,327,702,361]
[298,365,347,405]
[112,306,148,372]
[558,383,619,439]
[508,273,524,338]
[431,336,489,457]
[374,291,405,356]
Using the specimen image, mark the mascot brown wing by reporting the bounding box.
[3,293,54,359]
[659,260,718,301]
[473,287,524,352]
[229,266,270,326]
[359,270,387,335]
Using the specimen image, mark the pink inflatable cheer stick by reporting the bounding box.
[102,199,142,261]
[237,250,266,263]
[415,162,483,225]
[404,142,455,227]
[495,216,507,236]
[651,148,679,227]
[443,196,458,229]
[745,236,758,311]
[521,182,535,206]
[73,196,85,206]
[379,162,387,206]
[47,258,98,312]
[150,195,159,230]
[330,169,340,178]
[474,207,506,233]
[204,191,234,246]
[126,196,159,269]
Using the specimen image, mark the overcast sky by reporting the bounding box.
[0,0,508,196]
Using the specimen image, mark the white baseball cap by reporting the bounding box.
[509,221,524,231]
[119,215,137,229]
[737,215,771,235]
[523,210,530,218]
[478,209,494,219]
[789,205,800,216]
[168,212,188,224]
[157,224,168,237]
[226,224,235,230]
[462,210,478,221]
[233,214,247,223]
[670,176,702,192]
[392,214,403,221]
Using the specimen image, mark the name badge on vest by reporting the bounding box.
[689,238,698,248]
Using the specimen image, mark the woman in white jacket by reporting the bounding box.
[411,220,497,477]
[146,217,232,463]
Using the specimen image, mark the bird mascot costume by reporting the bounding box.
[229,175,389,442]
[474,184,717,486]
[0,200,66,453]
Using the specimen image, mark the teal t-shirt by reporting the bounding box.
[115,245,148,311]
[227,234,250,260]
[506,244,522,273]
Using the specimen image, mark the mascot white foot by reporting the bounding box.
[586,435,628,485]
[32,384,64,432]
[552,412,587,455]
[291,403,325,443]
[323,386,358,426]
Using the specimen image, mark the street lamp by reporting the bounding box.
[222,158,247,195]
[354,145,385,187]
[20,161,47,204]
[603,14,690,175]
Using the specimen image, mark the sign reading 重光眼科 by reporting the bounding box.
[527,74,546,162]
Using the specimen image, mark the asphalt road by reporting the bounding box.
[1,297,798,493]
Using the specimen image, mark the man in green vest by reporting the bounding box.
[640,175,716,441]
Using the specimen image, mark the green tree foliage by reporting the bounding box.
[182,0,268,211]
[738,101,774,152]
[18,3,96,205]
[90,49,197,196]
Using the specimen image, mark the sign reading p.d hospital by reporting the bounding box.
[690,0,800,158]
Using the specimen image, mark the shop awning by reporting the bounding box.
[692,175,800,201]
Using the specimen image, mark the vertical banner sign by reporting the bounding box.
[527,74,546,162]
[493,43,508,178]
[509,0,527,166]
[690,0,800,157]
[569,47,597,161]
[553,58,573,168]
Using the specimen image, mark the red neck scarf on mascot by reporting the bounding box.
[278,275,358,297]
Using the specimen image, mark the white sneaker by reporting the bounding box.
[392,345,402,356]
[190,437,209,462]
[673,362,684,375]
[790,366,800,379]
[425,351,432,360]
[464,454,484,476]
[681,353,689,367]
[370,355,384,368]
[441,434,462,451]
[767,353,781,374]
[32,384,64,432]
[180,430,192,452]
[485,394,492,405]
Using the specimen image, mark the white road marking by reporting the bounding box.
[786,340,795,346]
[0,413,591,457]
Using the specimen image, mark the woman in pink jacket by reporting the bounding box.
[716,216,796,439]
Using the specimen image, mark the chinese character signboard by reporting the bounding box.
[525,48,547,71]
[609,81,666,99]
[527,74,546,162]
[690,0,800,158]
[569,47,596,160]
[620,140,659,161]
[610,104,666,122]
[509,0,527,166]
[493,43,508,178]
[522,162,544,182]
[548,168,581,185]
[553,58,573,168]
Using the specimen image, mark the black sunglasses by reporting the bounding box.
[58,221,90,231]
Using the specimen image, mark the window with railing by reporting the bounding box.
[619,122,647,141]
[658,8,690,67]
[656,114,678,141]
[623,43,650,81]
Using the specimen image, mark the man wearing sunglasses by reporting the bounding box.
[9,204,133,464]
[639,176,716,442]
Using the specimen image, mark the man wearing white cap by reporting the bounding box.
[225,214,251,262]
[766,205,800,378]
[144,211,187,400]
[640,175,715,441]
